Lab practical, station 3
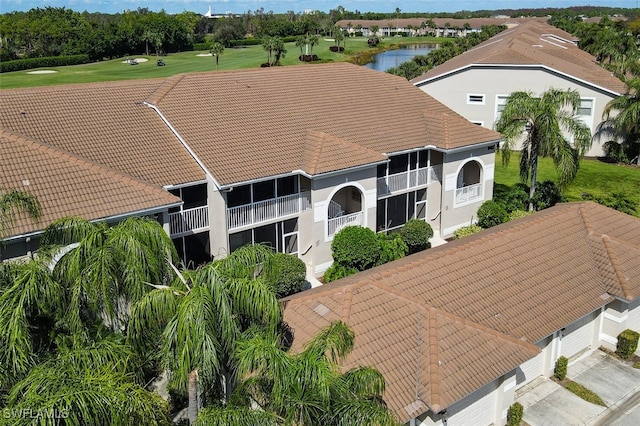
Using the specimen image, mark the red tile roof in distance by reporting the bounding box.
[282,202,640,422]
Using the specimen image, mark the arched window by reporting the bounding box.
[455,160,483,205]
[327,186,363,237]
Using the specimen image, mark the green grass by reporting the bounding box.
[565,380,607,406]
[0,36,439,89]
[494,152,640,214]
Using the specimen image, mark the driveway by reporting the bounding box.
[516,350,640,426]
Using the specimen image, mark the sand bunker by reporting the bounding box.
[27,70,58,74]
[121,58,149,63]
[197,53,213,57]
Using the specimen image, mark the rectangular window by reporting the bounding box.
[277,176,298,196]
[577,99,593,116]
[496,95,509,114]
[227,184,252,207]
[253,180,275,202]
[467,94,485,105]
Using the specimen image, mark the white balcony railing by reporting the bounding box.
[377,165,442,196]
[227,191,311,230]
[169,205,210,237]
[455,183,482,204]
[328,211,363,237]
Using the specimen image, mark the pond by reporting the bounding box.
[365,44,436,72]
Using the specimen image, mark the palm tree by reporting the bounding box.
[5,338,171,425]
[601,78,640,164]
[127,244,281,424]
[0,216,177,386]
[210,41,224,71]
[495,89,592,211]
[0,188,41,240]
[232,321,399,425]
[262,36,275,65]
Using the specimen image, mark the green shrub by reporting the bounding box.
[0,54,90,73]
[323,262,358,283]
[531,180,565,211]
[399,219,433,254]
[331,226,380,271]
[508,209,533,221]
[554,356,568,380]
[477,200,509,228]
[602,140,628,163]
[506,401,523,426]
[565,381,606,406]
[616,329,640,359]
[498,184,530,213]
[376,233,407,265]
[264,253,306,298]
[581,192,638,216]
[453,224,482,239]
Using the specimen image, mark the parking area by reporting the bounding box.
[516,350,640,426]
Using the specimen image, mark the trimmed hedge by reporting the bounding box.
[477,200,508,229]
[616,329,640,359]
[323,262,358,283]
[554,356,568,381]
[506,402,523,426]
[399,219,433,254]
[1,55,90,73]
[331,226,380,271]
[265,253,306,298]
[377,233,407,265]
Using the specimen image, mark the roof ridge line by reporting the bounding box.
[601,234,634,301]
[145,73,186,105]
[341,285,354,324]
[426,306,442,413]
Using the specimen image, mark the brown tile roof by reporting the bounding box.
[0,130,180,238]
[282,201,640,421]
[0,80,205,187]
[412,20,626,95]
[146,63,502,186]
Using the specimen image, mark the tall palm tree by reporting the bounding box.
[495,89,592,211]
[601,77,640,164]
[210,41,224,71]
[0,188,41,240]
[232,321,399,425]
[127,244,281,424]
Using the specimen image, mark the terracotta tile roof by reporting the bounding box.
[0,80,205,187]
[0,130,180,238]
[282,201,640,421]
[412,20,626,95]
[146,63,502,186]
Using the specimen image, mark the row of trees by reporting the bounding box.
[0,200,398,424]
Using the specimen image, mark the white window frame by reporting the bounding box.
[467,94,486,105]
[577,98,595,117]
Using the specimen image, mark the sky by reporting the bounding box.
[1,0,638,15]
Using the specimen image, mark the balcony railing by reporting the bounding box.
[169,205,209,237]
[455,183,482,204]
[328,211,363,237]
[227,191,311,230]
[377,165,442,196]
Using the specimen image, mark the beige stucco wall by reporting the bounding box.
[417,67,618,157]
[309,167,378,276]
[208,182,231,259]
[440,146,496,238]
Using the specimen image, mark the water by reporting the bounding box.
[365,44,435,72]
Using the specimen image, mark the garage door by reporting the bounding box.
[516,350,544,389]
[561,312,595,359]
[447,381,497,426]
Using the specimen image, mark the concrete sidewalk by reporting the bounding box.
[516,350,640,426]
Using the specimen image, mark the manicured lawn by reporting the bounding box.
[494,152,640,212]
[0,36,439,89]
